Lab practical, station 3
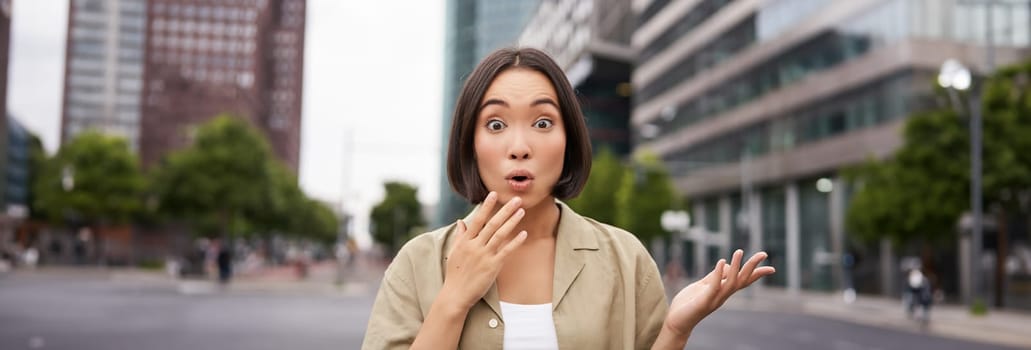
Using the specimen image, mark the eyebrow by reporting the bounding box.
[479,97,560,110]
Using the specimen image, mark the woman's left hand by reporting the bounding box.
[664,249,775,337]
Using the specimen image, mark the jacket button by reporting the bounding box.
[488,318,499,328]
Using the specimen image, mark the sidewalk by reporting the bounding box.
[9,257,387,298]
[724,287,1031,348]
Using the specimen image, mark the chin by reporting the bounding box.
[493,190,548,208]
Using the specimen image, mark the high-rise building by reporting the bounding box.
[141,0,305,171]
[0,0,10,129]
[519,0,636,157]
[632,0,1030,298]
[60,0,147,151]
[436,0,539,227]
[60,0,305,172]
[0,0,14,223]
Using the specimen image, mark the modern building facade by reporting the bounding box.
[632,0,1030,300]
[1,0,10,131]
[435,0,539,227]
[61,0,148,152]
[141,0,305,171]
[0,0,16,225]
[61,0,305,173]
[519,0,636,158]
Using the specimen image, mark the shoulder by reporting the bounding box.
[591,219,650,254]
[558,202,652,261]
[385,224,455,280]
[396,225,451,258]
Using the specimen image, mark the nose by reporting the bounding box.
[507,130,531,160]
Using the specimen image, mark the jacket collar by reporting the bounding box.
[441,200,599,317]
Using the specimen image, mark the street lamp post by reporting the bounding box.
[661,210,690,280]
[938,59,982,307]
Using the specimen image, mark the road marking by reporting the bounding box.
[793,330,815,343]
[178,281,217,295]
[832,339,865,350]
[28,336,45,349]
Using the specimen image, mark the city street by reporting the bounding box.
[0,270,372,350]
[0,269,1024,350]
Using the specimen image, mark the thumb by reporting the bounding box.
[447,220,465,260]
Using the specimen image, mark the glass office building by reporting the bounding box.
[633,0,1031,297]
[436,0,539,227]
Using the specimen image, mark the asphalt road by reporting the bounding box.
[0,270,1022,350]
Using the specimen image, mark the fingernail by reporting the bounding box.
[516,208,525,216]
[488,192,496,201]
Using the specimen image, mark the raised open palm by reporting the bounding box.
[665,249,776,335]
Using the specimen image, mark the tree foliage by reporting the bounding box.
[567,147,625,225]
[32,131,145,226]
[615,151,679,243]
[27,134,47,221]
[370,181,425,256]
[846,58,1031,246]
[151,115,337,240]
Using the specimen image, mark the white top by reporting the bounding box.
[499,301,559,350]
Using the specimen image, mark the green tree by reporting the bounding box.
[151,115,280,238]
[846,59,1031,307]
[847,59,1031,246]
[289,198,340,245]
[615,152,679,243]
[33,131,145,226]
[846,109,971,246]
[370,181,425,256]
[27,134,47,221]
[567,147,625,225]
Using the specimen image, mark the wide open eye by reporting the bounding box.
[486,119,507,132]
[533,119,554,129]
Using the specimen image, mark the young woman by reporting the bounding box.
[362,48,775,350]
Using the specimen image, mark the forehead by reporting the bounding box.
[481,68,559,104]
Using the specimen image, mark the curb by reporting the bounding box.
[724,290,1031,349]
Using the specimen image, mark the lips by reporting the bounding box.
[505,170,534,192]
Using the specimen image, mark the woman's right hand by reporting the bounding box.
[442,191,528,309]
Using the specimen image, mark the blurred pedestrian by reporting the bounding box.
[362,48,776,349]
[215,239,233,285]
[905,267,933,326]
[22,247,38,269]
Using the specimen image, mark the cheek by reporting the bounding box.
[544,137,566,176]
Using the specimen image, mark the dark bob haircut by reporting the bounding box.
[446,47,592,204]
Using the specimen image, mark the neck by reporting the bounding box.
[514,197,560,240]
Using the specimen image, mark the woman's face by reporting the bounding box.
[474,68,566,209]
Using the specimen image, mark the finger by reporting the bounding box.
[454,219,467,243]
[496,231,528,259]
[467,192,499,239]
[475,196,522,245]
[746,266,777,285]
[707,259,726,307]
[723,249,743,294]
[738,251,768,282]
[706,259,725,286]
[447,220,466,261]
[455,220,467,237]
[486,207,525,252]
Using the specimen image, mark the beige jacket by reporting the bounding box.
[362,201,668,349]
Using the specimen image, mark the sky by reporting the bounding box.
[8,0,445,248]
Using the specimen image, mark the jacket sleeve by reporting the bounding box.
[362,247,424,350]
[635,248,669,350]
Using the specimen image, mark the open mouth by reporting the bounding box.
[506,171,534,192]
